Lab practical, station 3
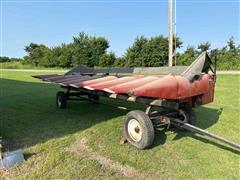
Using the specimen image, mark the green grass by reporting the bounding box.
[0,71,239,179]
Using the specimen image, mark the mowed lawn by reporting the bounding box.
[0,71,239,179]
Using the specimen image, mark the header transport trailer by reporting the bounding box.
[34,51,240,150]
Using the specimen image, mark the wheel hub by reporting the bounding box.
[128,119,142,142]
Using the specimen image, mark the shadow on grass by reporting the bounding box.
[23,152,37,160]
[171,107,239,154]
[149,102,224,148]
[152,129,167,148]
[195,106,223,129]
[172,106,222,139]
[0,78,127,151]
[1,78,237,154]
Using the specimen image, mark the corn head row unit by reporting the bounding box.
[34,51,240,150]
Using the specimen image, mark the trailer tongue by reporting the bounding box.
[171,119,240,149]
[33,51,240,150]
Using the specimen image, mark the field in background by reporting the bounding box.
[0,61,68,70]
[0,71,239,179]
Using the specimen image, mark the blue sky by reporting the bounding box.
[1,0,239,58]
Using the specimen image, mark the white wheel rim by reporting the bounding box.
[128,119,142,142]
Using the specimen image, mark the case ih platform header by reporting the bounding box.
[34,52,240,150]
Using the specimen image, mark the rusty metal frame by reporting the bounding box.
[62,85,180,110]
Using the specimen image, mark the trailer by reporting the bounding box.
[33,51,240,150]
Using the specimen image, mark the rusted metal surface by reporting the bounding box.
[52,76,85,84]
[32,74,59,80]
[201,78,215,105]
[35,73,214,102]
[65,65,188,76]
[59,75,102,86]
[32,74,60,81]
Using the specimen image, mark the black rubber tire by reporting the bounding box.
[174,105,196,129]
[56,91,67,109]
[124,110,154,149]
[180,106,196,125]
[88,94,100,103]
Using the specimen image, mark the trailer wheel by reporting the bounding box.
[174,106,196,129]
[124,110,154,149]
[88,94,99,103]
[56,91,67,108]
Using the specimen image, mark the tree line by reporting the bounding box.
[177,37,240,70]
[0,56,22,63]
[2,32,240,70]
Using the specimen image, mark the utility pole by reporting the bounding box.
[168,0,173,67]
[174,0,177,66]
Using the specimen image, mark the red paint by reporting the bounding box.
[85,76,139,90]
[35,73,214,100]
[105,76,159,93]
[131,75,179,99]
[131,74,211,99]
[70,76,117,88]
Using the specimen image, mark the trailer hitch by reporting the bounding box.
[171,119,240,150]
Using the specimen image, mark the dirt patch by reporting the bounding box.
[0,168,8,176]
[162,143,172,150]
[65,137,153,179]
[0,166,22,180]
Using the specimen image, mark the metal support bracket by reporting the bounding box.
[145,106,152,115]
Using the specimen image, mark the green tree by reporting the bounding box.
[99,52,116,67]
[24,43,52,66]
[72,32,90,66]
[227,36,238,53]
[23,32,109,68]
[178,46,197,65]
[89,37,109,67]
[197,42,211,53]
[216,37,240,70]
[21,33,240,70]
[72,32,109,67]
[0,56,22,62]
[124,35,182,67]
[57,44,73,67]
[113,57,126,67]
[124,36,147,67]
